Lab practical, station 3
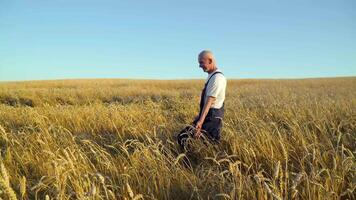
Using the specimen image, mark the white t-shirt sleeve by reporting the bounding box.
[206,74,225,98]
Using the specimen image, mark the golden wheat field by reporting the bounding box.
[0,77,355,200]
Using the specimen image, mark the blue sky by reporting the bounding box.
[0,0,355,81]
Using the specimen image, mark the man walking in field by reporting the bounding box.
[177,50,227,149]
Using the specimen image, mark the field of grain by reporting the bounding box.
[0,77,355,200]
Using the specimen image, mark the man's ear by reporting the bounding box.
[208,58,212,64]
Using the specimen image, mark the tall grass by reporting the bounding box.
[0,77,355,199]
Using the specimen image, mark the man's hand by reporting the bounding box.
[194,119,204,138]
[193,96,216,138]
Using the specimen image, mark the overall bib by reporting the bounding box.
[177,71,224,148]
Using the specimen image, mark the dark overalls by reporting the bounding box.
[177,71,224,148]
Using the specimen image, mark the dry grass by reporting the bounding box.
[0,77,355,199]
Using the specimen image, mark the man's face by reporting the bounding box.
[198,56,212,72]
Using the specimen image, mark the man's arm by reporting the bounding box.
[194,96,216,138]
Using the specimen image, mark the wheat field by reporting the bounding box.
[0,77,355,200]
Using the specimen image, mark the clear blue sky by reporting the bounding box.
[0,0,355,81]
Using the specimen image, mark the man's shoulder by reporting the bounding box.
[206,69,226,84]
[211,72,226,82]
[208,73,226,87]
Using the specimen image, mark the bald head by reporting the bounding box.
[198,50,215,61]
[198,50,217,74]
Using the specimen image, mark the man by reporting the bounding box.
[177,50,227,149]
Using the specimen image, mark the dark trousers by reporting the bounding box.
[177,117,222,148]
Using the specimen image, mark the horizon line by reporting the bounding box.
[1,75,355,84]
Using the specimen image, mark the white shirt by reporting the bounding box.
[204,68,226,109]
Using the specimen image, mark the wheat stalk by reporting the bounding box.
[0,162,17,200]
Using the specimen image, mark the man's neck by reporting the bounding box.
[208,67,218,74]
